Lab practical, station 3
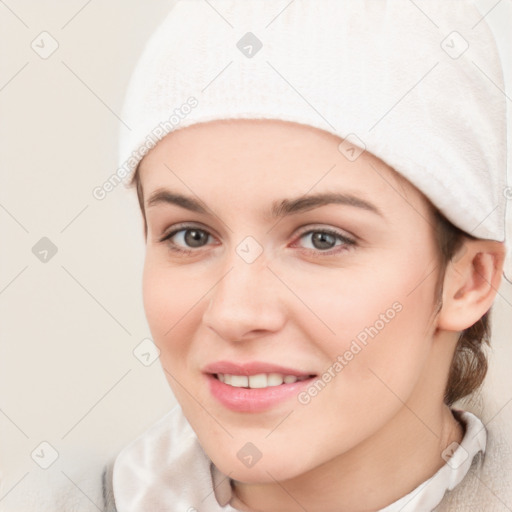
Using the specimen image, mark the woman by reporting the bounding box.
[106,1,511,510]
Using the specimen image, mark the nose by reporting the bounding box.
[202,257,286,342]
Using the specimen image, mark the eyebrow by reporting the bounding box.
[146,188,382,218]
[146,189,208,214]
[271,192,381,218]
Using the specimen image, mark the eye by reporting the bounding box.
[158,224,354,255]
[294,228,355,252]
[160,225,214,251]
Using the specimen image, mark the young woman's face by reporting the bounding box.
[139,119,444,483]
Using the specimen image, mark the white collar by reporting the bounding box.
[112,407,486,512]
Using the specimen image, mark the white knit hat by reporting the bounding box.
[119,0,510,279]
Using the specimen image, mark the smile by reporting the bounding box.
[203,361,317,413]
[216,373,311,389]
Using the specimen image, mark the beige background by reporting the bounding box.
[1,0,511,509]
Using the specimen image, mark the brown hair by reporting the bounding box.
[129,168,491,406]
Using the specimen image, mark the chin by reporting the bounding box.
[218,459,296,484]
[207,444,315,484]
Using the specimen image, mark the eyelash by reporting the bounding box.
[159,224,356,256]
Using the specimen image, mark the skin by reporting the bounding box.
[137,119,504,512]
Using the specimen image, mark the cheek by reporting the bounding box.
[260,268,439,471]
[279,254,435,352]
[142,254,203,362]
[284,254,438,407]
[142,256,212,410]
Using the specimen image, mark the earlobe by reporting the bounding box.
[437,240,505,332]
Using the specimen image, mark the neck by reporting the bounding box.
[231,402,463,512]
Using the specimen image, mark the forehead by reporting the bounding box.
[138,119,426,217]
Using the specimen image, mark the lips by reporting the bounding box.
[203,361,317,413]
[203,361,313,377]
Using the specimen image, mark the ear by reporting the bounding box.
[437,239,506,331]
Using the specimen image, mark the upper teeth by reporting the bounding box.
[217,373,308,388]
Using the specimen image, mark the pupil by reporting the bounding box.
[312,232,335,250]
[185,229,207,247]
